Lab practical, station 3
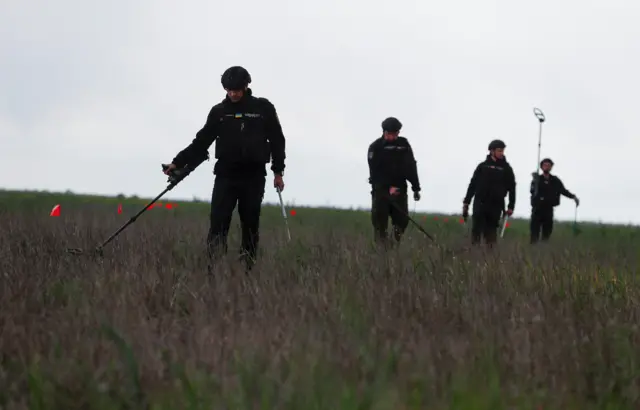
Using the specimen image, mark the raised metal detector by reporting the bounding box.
[532,107,546,197]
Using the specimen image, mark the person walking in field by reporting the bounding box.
[367,117,421,246]
[163,66,287,272]
[462,139,516,246]
[529,158,580,243]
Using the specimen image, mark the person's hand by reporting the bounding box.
[505,208,514,216]
[274,174,285,191]
[413,191,421,201]
[462,203,469,221]
[574,196,580,207]
[163,163,177,175]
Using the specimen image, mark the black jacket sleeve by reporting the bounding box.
[530,175,537,196]
[261,98,286,175]
[557,177,575,199]
[463,164,481,204]
[506,164,516,210]
[172,106,220,169]
[405,142,421,192]
[367,141,376,184]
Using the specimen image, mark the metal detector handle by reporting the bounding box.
[533,107,546,123]
[161,163,193,187]
[532,107,545,197]
[161,153,209,187]
[276,187,292,241]
[500,214,509,238]
[276,187,288,219]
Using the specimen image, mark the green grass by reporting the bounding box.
[1,188,640,409]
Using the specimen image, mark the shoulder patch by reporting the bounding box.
[368,151,374,159]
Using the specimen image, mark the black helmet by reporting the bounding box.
[221,66,251,90]
[488,139,506,150]
[540,158,554,166]
[381,117,402,133]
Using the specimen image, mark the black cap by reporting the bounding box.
[381,117,402,133]
[488,139,506,150]
[221,66,251,90]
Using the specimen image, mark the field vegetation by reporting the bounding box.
[1,189,640,409]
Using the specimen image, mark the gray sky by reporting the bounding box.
[2,0,638,224]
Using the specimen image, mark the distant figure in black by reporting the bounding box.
[367,117,421,245]
[529,158,579,243]
[462,139,516,245]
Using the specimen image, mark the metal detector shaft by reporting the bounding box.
[500,214,509,238]
[95,163,193,251]
[533,107,546,197]
[390,200,435,241]
[96,185,173,251]
[66,162,200,255]
[276,187,292,242]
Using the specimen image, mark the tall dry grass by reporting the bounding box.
[1,201,640,409]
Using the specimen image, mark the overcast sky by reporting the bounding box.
[1,0,638,224]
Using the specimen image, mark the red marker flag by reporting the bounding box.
[50,204,61,217]
[117,204,122,214]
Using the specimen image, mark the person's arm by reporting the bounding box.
[507,165,516,211]
[463,164,481,205]
[404,141,421,192]
[172,105,220,169]
[557,177,580,205]
[261,98,286,175]
[530,174,538,196]
[557,177,575,199]
[367,142,376,185]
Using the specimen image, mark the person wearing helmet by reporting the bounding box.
[367,117,422,245]
[529,158,579,243]
[163,65,287,272]
[462,139,516,245]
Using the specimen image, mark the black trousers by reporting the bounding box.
[471,204,502,245]
[207,174,266,267]
[371,187,409,243]
[530,206,554,243]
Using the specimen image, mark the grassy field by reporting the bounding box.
[2,188,640,409]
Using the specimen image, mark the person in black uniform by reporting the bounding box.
[462,139,516,245]
[163,66,286,272]
[529,158,580,243]
[367,117,421,245]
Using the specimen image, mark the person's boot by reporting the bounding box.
[374,231,390,250]
[206,241,227,277]
[238,250,256,274]
[392,226,404,244]
[484,231,497,248]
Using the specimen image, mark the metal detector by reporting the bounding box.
[65,161,202,256]
[500,214,510,238]
[390,200,435,241]
[572,203,581,236]
[276,186,292,242]
[532,107,546,197]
